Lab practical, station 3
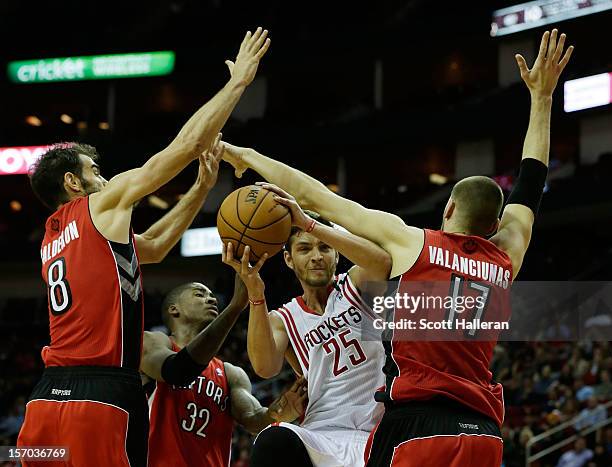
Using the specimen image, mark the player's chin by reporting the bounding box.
[305,272,332,287]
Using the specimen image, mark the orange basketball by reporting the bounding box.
[217,185,292,262]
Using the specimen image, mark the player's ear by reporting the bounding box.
[64,171,83,194]
[284,250,294,271]
[168,304,180,319]
[486,218,501,237]
[444,198,455,220]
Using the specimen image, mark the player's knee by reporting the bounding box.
[251,426,313,467]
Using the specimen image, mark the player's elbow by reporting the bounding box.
[249,355,281,379]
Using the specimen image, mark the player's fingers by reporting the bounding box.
[515,54,529,77]
[225,60,234,75]
[558,45,574,71]
[547,29,558,61]
[239,32,251,53]
[255,38,271,60]
[252,253,268,273]
[241,246,250,273]
[248,27,263,51]
[552,33,566,63]
[535,30,550,64]
[253,29,268,53]
[221,242,227,262]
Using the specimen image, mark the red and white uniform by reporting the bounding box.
[40,196,144,369]
[267,272,385,467]
[148,342,233,467]
[379,229,513,427]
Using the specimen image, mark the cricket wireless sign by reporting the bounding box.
[7,51,175,83]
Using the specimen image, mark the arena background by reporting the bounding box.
[1,1,611,466]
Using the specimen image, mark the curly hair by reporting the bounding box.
[29,142,100,209]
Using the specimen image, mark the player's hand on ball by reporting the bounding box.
[221,243,268,299]
[515,29,574,98]
[257,183,310,230]
[197,133,224,191]
[225,27,271,87]
[268,376,308,423]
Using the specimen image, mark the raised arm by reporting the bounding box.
[263,183,392,286]
[491,29,573,278]
[90,28,271,242]
[135,138,222,264]
[221,244,290,378]
[140,275,248,384]
[222,144,423,277]
[226,364,307,434]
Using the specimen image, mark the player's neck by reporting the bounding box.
[300,286,329,314]
[170,326,200,348]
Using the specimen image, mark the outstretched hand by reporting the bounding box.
[196,133,224,191]
[515,29,574,98]
[257,182,311,230]
[221,141,249,179]
[221,243,268,300]
[225,27,271,87]
[268,376,308,423]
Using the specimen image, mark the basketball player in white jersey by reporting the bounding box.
[222,185,391,467]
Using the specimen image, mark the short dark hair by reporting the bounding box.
[161,283,193,331]
[285,210,333,252]
[450,176,504,235]
[29,142,100,209]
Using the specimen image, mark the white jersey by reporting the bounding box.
[271,272,385,433]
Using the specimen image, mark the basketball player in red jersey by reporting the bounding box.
[142,275,307,467]
[221,29,573,466]
[17,28,271,467]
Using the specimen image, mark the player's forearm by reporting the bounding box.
[138,181,210,262]
[146,80,246,185]
[240,407,275,434]
[243,149,338,217]
[247,303,282,378]
[309,222,391,279]
[521,94,552,167]
[174,79,246,157]
[185,302,244,366]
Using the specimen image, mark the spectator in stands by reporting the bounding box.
[556,437,593,467]
[587,443,611,467]
[574,396,607,430]
[594,369,612,400]
[535,365,556,395]
[0,396,25,437]
[575,379,596,402]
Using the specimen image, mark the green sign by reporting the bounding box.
[7,51,175,83]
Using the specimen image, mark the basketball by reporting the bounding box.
[217,185,292,261]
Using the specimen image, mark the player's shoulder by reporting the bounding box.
[143,331,172,351]
[223,362,250,389]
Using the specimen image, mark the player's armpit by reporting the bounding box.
[133,234,160,265]
[490,204,534,279]
[140,331,174,382]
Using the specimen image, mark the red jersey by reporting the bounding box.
[378,229,512,427]
[39,196,144,369]
[148,343,234,467]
